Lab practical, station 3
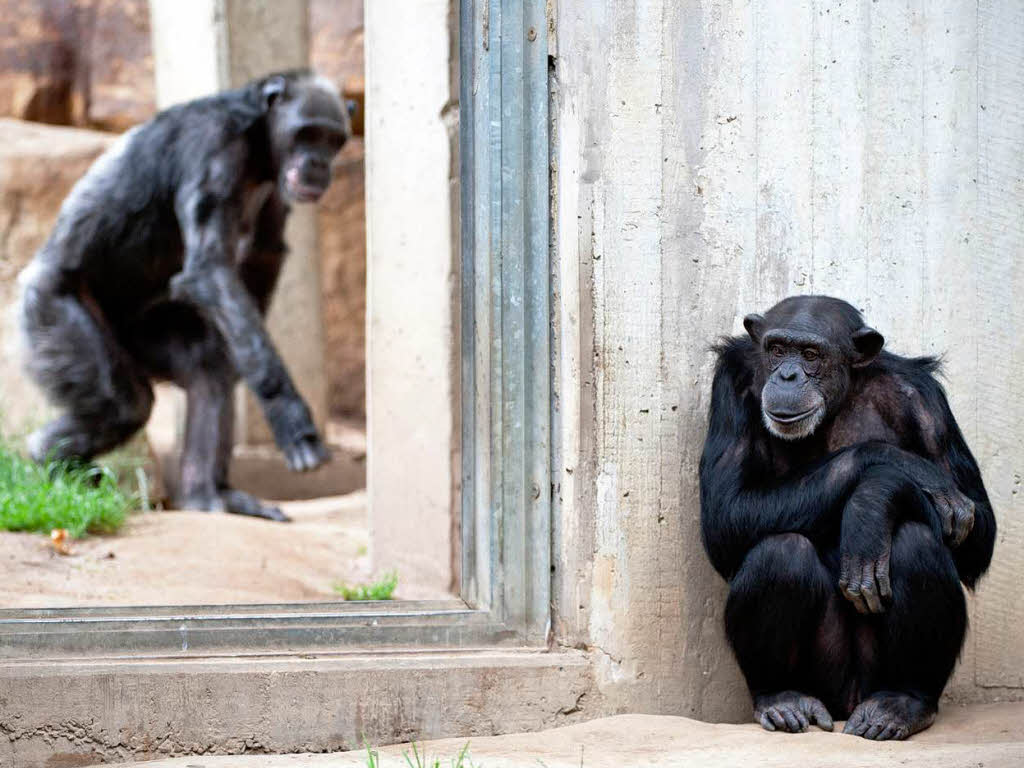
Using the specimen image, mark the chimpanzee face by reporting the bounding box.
[744,297,884,441]
[264,76,350,204]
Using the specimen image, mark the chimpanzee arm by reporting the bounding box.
[699,358,877,579]
[169,163,327,472]
[905,372,996,587]
[699,354,962,581]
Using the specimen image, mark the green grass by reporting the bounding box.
[364,740,475,768]
[0,445,134,538]
[334,570,399,601]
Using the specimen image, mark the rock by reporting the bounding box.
[0,118,163,497]
[0,118,115,438]
[0,0,155,132]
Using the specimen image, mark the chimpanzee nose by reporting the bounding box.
[780,363,800,382]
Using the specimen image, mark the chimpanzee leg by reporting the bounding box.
[844,522,966,740]
[131,303,288,521]
[725,533,839,733]
[21,278,153,464]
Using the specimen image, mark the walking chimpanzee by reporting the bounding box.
[19,70,351,522]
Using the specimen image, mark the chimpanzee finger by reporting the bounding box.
[840,564,869,613]
[838,554,852,593]
[844,711,868,736]
[794,709,810,732]
[936,497,954,538]
[781,708,802,732]
[952,499,975,547]
[877,558,892,602]
[314,439,332,465]
[767,708,786,731]
[809,700,834,731]
[860,562,884,613]
[877,724,899,741]
[863,723,884,740]
[759,712,776,732]
[298,441,320,471]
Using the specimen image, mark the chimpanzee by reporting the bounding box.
[18,70,351,522]
[699,295,996,740]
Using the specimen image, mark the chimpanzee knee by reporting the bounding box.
[730,534,827,594]
[725,534,833,694]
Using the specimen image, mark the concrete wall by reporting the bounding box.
[552,0,1024,721]
[365,0,459,596]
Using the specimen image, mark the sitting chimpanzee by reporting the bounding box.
[19,70,350,522]
[700,295,995,740]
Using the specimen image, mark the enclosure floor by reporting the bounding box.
[0,491,448,607]
[94,702,1024,767]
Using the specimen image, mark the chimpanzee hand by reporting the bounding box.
[898,456,975,547]
[838,502,892,615]
[856,444,976,549]
[264,395,331,472]
[920,484,975,548]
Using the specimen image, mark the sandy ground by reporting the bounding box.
[0,491,449,607]
[97,703,1024,767]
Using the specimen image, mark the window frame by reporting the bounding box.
[0,0,551,660]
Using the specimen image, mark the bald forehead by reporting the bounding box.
[294,81,345,124]
[764,297,864,339]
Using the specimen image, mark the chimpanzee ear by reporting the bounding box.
[262,76,287,110]
[851,326,884,367]
[743,314,766,344]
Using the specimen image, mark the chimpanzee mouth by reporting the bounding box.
[286,182,325,203]
[763,403,825,440]
[284,167,327,203]
[766,407,818,424]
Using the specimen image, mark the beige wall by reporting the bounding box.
[552,0,1024,721]
[365,0,459,596]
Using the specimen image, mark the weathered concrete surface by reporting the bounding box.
[0,118,115,436]
[552,0,1024,722]
[0,651,591,766]
[365,0,459,596]
[95,704,1024,768]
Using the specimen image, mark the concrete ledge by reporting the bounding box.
[97,704,1024,768]
[0,649,591,766]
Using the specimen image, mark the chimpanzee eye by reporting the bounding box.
[802,348,819,362]
[768,344,785,358]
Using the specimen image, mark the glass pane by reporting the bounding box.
[0,0,460,609]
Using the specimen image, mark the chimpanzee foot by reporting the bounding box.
[754,691,834,733]
[221,489,290,522]
[175,489,290,522]
[843,691,936,740]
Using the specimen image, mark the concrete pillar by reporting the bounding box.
[148,0,327,447]
[365,0,459,596]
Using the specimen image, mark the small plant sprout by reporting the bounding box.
[334,570,399,601]
[363,739,474,768]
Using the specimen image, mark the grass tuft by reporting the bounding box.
[364,740,475,768]
[0,445,133,538]
[334,570,399,601]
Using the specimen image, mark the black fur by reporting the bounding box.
[699,295,996,740]
[19,70,350,521]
